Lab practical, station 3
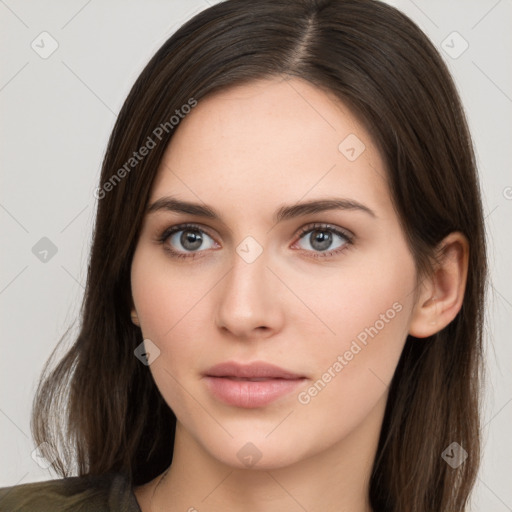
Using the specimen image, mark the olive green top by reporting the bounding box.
[0,472,142,511]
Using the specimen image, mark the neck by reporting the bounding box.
[147,396,386,512]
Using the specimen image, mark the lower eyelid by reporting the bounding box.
[292,236,351,257]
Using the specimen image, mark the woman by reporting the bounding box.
[0,0,487,511]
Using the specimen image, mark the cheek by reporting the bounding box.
[294,246,416,429]
[130,246,214,408]
[131,245,209,341]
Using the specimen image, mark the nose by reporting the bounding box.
[215,247,284,340]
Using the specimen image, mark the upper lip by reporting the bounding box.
[205,361,304,380]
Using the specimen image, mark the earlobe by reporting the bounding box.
[408,232,469,338]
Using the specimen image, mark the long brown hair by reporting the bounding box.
[31,1,487,510]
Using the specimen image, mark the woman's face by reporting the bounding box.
[131,77,420,470]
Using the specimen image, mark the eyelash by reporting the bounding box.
[156,222,354,260]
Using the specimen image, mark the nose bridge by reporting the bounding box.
[224,239,270,309]
[215,235,282,336]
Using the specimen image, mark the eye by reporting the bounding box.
[293,223,353,258]
[157,223,218,259]
[157,222,353,260]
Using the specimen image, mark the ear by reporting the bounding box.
[130,305,140,327]
[408,232,469,338]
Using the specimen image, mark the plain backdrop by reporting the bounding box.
[1,0,511,509]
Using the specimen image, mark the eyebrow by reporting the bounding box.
[146,196,376,223]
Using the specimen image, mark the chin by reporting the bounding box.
[199,433,311,471]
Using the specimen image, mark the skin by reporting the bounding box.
[130,77,468,512]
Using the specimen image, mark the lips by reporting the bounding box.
[203,361,306,408]
[205,361,304,380]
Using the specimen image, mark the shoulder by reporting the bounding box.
[0,472,141,512]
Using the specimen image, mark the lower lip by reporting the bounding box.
[203,376,305,408]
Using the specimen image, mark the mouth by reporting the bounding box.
[203,361,307,408]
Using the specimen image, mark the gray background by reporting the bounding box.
[1,0,511,509]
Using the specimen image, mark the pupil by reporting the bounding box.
[311,230,332,251]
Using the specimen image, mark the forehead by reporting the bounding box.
[149,77,391,220]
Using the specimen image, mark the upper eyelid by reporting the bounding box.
[296,223,353,240]
[161,222,216,240]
